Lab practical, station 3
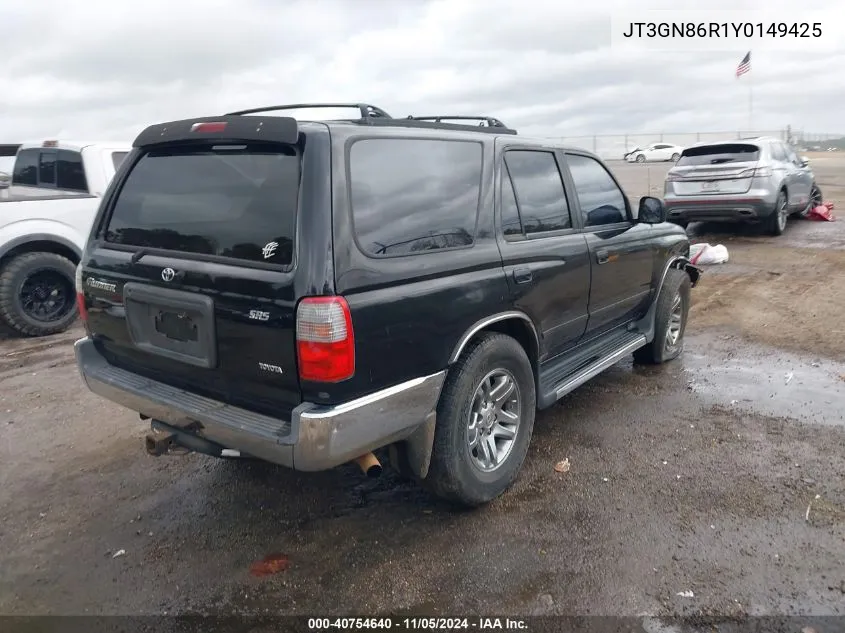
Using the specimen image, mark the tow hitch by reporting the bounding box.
[145,430,175,456]
[144,419,232,458]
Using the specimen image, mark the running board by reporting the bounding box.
[537,331,647,409]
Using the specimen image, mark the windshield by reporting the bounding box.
[104,143,299,266]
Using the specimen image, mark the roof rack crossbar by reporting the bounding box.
[406,115,510,129]
[225,102,393,120]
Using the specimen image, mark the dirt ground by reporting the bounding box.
[616,151,845,360]
[1,153,844,631]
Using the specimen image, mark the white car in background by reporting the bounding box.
[626,142,684,163]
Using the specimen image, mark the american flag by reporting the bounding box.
[736,51,751,78]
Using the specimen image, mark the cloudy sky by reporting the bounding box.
[1,0,842,144]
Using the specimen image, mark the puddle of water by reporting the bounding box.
[681,334,845,426]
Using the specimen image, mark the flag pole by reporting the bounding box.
[748,57,753,132]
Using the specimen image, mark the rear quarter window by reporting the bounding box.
[349,138,483,257]
[677,144,760,166]
[104,143,299,267]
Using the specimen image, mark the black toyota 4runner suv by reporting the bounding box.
[74,103,700,507]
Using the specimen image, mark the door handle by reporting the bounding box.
[512,267,533,284]
[596,250,610,264]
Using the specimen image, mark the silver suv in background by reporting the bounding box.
[663,137,822,235]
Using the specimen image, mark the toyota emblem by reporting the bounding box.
[161,267,176,282]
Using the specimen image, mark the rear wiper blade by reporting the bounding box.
[130,248,150,264]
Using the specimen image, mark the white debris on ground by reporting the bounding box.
[689,243,729,265]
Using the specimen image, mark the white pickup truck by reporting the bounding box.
[0,140,131,337]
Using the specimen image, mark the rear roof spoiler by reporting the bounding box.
[132,115,299,148]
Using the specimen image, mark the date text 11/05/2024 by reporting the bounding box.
[308,617,528,630]
[621,22,822,38]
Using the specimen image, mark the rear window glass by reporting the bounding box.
[677,144,760,166]
[38,151,56,185]
[104,143,299,266]
[349,138,482,257]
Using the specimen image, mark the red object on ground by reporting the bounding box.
[807,201,835,222]
[249,553,289,577]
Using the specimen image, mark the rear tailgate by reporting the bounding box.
[668,143,761,196]
[83,121,306,419]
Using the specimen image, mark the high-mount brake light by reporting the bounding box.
[74,264,88,323]
[190,121,228,133]
[295,296,355,383]
[43,140,58,148]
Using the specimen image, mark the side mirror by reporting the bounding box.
[638,196,666,224]
[799,156,810,167]
[0,172,10,190]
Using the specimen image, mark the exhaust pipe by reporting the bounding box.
[354,452,382,478]
[145,431,175,456]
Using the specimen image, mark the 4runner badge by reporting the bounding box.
[86,278,116,293]
[261,242,278,259]
[161,268,175,282]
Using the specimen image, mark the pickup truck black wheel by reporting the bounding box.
[426,332,536,507]
[0,252,78,337]
[767,190,789,236]
[633,268,690,365]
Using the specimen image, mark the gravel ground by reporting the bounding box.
[1,155,844,631]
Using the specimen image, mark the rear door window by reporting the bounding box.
[104,143,299,266]
[349,138,482,257]
[12,149,38,186]
[677,144,760,166]
[500,164,524,239]
[504,150,572,235]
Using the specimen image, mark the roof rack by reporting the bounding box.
[407,115,511,129]
[226,102,393,120]
[222,102,517,135]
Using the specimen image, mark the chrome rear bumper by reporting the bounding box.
[74,337,445,471]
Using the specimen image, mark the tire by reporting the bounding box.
[671,153,680,162]
[425,332,536,507]
[633,268,690,365]
[796,183,822,218]
[767,189,789,236]
[0,252,78,337]
[636,154,646,163]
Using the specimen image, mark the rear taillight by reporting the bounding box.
[666,170,682,181]
[295,296,354,383]
[74,264,88,323]
[737,166,772,178]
